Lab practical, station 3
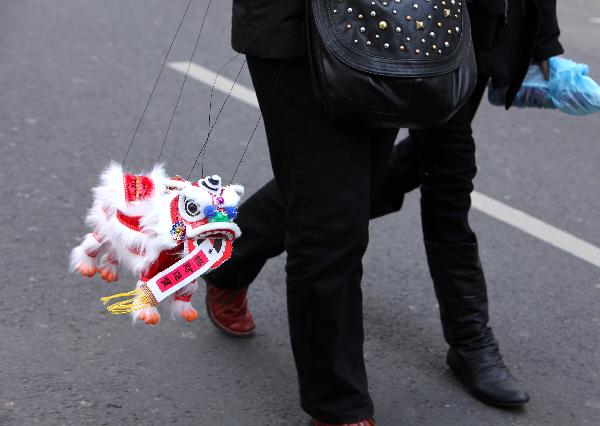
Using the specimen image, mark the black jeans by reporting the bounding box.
[208,75,488,288]
[208,56,396,422]
[376,76,489,243]
[208,62,489,419]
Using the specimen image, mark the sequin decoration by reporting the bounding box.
[170,220,186,242]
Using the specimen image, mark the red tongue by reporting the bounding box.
[208,239,233,270]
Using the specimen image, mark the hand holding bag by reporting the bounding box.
[308,0,478,128]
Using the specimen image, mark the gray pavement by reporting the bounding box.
[1,1,599,425]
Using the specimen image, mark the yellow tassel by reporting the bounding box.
[100,286,156,314]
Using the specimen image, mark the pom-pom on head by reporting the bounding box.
[200,175,222,194]
[175,175,243,241]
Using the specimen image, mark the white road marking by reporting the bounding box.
[471,193,600,268]
[168,61,259,108]
[170,61,600,269]
[591,17,600,25]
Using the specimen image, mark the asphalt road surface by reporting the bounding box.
[1,1,599,425]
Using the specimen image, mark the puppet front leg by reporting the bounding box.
[171,281,199,322]
[131,280,161,325]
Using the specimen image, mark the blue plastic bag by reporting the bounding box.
[488,57,600,116]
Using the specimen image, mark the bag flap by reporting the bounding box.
[311,0,472,77]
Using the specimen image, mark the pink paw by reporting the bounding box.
[98,268,118,283]
[180,306,198,323]
[75,262,97,277]
[135,308,160,325]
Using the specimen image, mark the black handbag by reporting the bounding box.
[308,0,478,128]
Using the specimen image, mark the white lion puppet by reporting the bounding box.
[70,163,243,325]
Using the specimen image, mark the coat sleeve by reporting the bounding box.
[532,0,564,61]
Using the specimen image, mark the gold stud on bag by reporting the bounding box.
[307,0,477,128]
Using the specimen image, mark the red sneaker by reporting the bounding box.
[205,281,256,337]
[311,419,376,426]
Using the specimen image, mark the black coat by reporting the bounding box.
[478,0,564,107]
[231,0,563,107]
[231,1,307,59]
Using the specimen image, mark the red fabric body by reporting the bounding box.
[173,292,192,302]
[123,174,155,204]
[140,246,183,282]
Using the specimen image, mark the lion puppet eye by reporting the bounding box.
[184,199,201,217]
[178,186,213,222]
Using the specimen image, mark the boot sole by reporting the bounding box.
[205,292,256,338]
[484,400,528,408]
[474,393,529,408]
[447,365,529,408]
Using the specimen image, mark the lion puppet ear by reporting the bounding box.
[229,184,244,198]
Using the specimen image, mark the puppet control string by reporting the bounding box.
[120,0,278,185]
[121,0,245,179]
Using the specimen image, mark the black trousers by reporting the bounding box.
[208,63,489,420]
[376,76,488,243]
[211,56,396,422]
[209,72,488,281]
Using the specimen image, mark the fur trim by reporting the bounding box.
[97,253,120,278]
[227,184,244,200]
[170,300,193,320]
[138,191,181,253]
[100,213,160,275]
[92,162,169,217]
[70,245,96,272]
[170,282,198,321]
[131,306,160,324]
[185,221,241,239]
[70,233,108,272]
[86,188,179,275]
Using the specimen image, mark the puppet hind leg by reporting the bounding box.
[97,248,120,283]
[70,232,105,277]
[171,281,199,322]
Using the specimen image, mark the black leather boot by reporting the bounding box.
[425,239,530,407]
